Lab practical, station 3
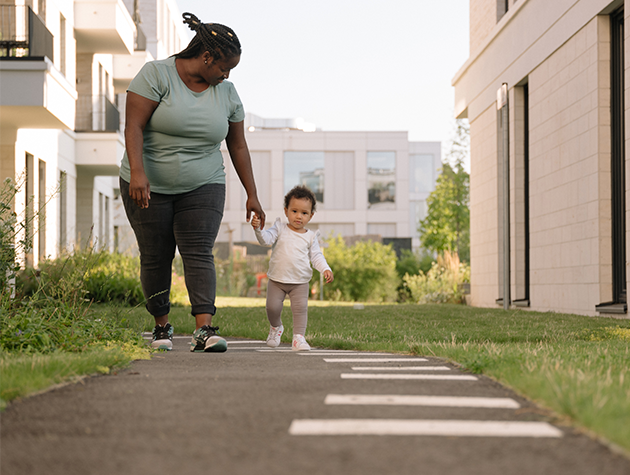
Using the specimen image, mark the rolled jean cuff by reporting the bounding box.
[146,300,171,318]
[191,303,217,316]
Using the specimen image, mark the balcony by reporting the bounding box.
[0,5,53,60]
[0,6,76,130]
[74,0,135,54]
[112,50,153,93]
[76,95,120,132]
[75,95,124,176]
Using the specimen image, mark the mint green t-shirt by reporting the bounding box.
[119,57,245,194]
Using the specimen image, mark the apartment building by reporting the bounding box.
[452,0,628,316]
[219,114,442,251]
[0,0,187,265]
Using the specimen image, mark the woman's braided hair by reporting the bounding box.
[176,12,241,60]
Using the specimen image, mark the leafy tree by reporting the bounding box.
[419,120,470,262]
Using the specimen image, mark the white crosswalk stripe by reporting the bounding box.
[286,350,563,440]
[341,373,478,381]
[289,419,563,437]
[324,394,521,408]
[324,358,428,362]
[350,366,451,371]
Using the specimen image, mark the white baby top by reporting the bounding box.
[254,218,331,284]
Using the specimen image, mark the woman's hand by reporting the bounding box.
[246,196,266,229]
[129,170,151,209]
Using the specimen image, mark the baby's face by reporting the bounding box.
[284,197,314,232]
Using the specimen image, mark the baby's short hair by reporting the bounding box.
[284,185,317,213]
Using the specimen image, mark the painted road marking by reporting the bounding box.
[226,340,266,344]
[288,419,562,437]
[341,373,478,381]
[324,394,520,409]
[324,358,428,363]
[257,350,391,355]
[351,366,450,371]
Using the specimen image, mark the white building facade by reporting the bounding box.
[0,0,187,265]
[453,0,628,316]
[220,115,441,250]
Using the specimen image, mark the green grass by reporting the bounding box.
[103,298,630,453]
[0,342,150,409]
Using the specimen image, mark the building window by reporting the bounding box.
[496,83,509,306]
[610,7,626,305]
[37,0,46,21]
[497,0,509,22]
[58,170,66,253]
[38,160,46,261]
[513,84,529,306]
[25,153,34,267]
[284,151,324,204]
[367,151,396,209]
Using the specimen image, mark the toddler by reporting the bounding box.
[251,185,334,351]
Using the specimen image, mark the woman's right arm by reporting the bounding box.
[124,92,159,208]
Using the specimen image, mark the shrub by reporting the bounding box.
[313,236,398,302]
[395,249,434,278]
[403,250,470,304]
[18,250,144,306]
[0,177,31,297]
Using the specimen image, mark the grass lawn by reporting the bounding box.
[104,297,630,453]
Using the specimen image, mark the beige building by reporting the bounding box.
[0,0,187,265]
[219,114,442,251]
[453,0,628,316]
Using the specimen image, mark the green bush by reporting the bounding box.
[403,251,470,304]
[18,250,144,306]
[395,249,435,302]
[313,236,398,302]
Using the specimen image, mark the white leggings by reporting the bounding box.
[266,279,309,335]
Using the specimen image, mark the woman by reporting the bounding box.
[120,12,265,353]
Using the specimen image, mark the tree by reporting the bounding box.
[419,120,470,262]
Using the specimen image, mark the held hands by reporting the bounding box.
[323,269,334,284]
[246,196,265,230]
[251,214,261,230]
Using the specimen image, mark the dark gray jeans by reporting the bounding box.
[120,178,225,317]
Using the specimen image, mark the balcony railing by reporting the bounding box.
[76,95,120,132]
[0,6,53,60]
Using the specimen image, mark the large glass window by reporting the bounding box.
[284,151,324,204]
[367,151,395,209]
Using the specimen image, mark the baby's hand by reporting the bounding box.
[323,270,334,284]
[251,215,261,229]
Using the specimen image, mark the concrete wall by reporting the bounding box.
[454,0,628,316]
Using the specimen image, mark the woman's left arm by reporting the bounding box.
[226,120,266,228]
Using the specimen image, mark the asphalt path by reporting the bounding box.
[3,337,630,475]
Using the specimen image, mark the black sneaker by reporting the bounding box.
[151,323,174,351]
[190,325,227,353]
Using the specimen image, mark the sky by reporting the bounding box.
[174,0,470,161]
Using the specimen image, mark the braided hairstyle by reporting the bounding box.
[284,185,317,213]
[176,12,241,60]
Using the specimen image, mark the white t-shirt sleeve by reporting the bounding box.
[309,232,331,274]
[254,217,281,246]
